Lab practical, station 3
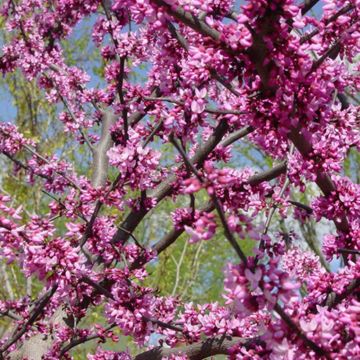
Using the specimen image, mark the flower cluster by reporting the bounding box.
[107,129,161,190]
[88,349,132,360]
[0,122,35,155]
[172,208,216,243]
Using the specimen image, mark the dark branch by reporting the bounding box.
[273,304,330,359]
[134,335,260,360]
[301,0,320,15]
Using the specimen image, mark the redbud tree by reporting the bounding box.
[0,0,359,359]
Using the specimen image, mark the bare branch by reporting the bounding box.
[219,126,253,147]
[91,110,117,188]
[289,200,313,214]
[171,240,188,296]
[338,248,360,255]
[212,195,248,265]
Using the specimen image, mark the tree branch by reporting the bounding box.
[301,0,320,15]
[326,278,360,309]
[273,303,330,359]
[288,127,349,234]
[300,4,355,45]
[91,110,117,188]
[166,21,240,96]
[155,0,220,42]
[134,335,260,360]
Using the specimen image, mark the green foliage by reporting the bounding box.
[344,147,360,183]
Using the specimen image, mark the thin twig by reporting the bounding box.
[118,56,129,141]
[263,176,290,235]
[212,196,248,265]
[288,200,313,214]
[143,119,164,147]
[0,310,20,321]
[254,146,293,266]
[171,240,188,296]
[169,134,203,182]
